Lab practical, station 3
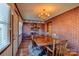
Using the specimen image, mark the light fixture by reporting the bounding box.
[38,9,50,20]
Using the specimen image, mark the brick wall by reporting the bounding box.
[50,6,79,53]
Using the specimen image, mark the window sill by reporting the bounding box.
[0,43,10,55]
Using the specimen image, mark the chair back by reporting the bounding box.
[55,40,68,56]
[46,39,68,56]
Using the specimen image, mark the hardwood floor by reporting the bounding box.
[16,37,79,56]
[17,39,31,56]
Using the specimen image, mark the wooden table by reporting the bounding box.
[33,36,56,46]
[33,35,68,56]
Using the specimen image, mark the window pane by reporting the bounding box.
[0,25,3,46]
[0,3,10,52]
[19,22,23,35]
[0,3,10,23]
[0,23,9,50]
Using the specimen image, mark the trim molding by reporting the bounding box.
[14,3,24,20]
[45,6,79,23]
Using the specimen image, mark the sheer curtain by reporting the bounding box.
[0,4,10,52]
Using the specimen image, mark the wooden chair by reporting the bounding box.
[45,39,57,56]
[55,40,68,56]
[45,40,68,56]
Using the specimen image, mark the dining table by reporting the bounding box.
[32,35,78,56]
[33,35,52,46]
[33,35,61,46]
[32,35,68,56]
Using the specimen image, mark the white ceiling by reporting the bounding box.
[17,3,79,22]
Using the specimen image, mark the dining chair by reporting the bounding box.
[45,45,53,56]
[45,39,57,56]
[45,39,68,56]
[55,40,68,56]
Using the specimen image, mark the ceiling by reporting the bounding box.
[16,3,79,22]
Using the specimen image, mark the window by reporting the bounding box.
[47,22,52,34]
[0,4,10,52]
[19,21,23,35]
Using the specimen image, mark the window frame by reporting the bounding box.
[0,4,11,54]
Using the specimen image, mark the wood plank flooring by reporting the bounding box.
[16,39,31,56]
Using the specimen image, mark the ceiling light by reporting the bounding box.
[38,9,50,20]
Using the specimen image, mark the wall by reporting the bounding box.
[18,16,23,46]
[48,6,79,53]
[23,23,45,35]
[12,9,19,56]
[0,4,23,56]
[23,23,31,34]
[11,4,23,56]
